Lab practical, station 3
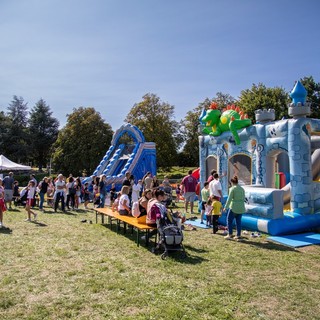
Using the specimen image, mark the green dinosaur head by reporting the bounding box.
[201,108,221,127]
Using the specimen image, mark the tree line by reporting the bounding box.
[1,76,319,175]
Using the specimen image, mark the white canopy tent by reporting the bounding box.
[0,155,31,171]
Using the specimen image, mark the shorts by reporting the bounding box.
[4,190,13,202]
[26,198,34,207]
[184,192,196,202]
[201,201,207,211]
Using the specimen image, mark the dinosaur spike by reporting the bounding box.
[235,106,240,113]
[240,115,245,120]
[244,114,248,119]
[226,105,231,110]
[231,116,235,121]
[210,102,218,110]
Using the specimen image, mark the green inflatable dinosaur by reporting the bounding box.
[200,103,252,145]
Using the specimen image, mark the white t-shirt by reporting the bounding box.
[132,183,142,203]
[118,194,130,211]
[55,180,66,194]
[209,179,222,198]
[27,186,36,199]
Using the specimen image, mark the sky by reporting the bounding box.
[0,0,319,131]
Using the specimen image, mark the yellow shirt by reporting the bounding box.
[212,200,222,215]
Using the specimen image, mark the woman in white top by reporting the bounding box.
[118,185,131,215]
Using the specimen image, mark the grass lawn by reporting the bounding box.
[1,201,320,320]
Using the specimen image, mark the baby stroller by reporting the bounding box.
[14,187,28,207]
[153,206,186,260]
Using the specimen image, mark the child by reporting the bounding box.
[204,198,213,227]
[13,180,20,206]
[25,180,37,222]
[0,178,7,228]
[211,198,223,234]
[200,182,210,224]
[83,182,90,210]
[175,184,181,202]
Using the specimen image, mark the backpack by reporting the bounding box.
[132,201,141,217]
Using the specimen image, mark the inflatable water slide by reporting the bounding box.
[88,123,156,190]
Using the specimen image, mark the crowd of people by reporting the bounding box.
[0,169,246,240]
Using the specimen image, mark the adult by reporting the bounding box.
[38,177,49,212]
[3,172,14,210]
[146,189,165,227]
[223,175,246,240]
[98,175,107,208]
[54,174,66,212]
[206,169,217,183]
[137,188,152,217]
[66,176,76,210]
[143,172,153,190]
[118,185,131,215]
[209,173,223,201]
[122,172,133,201]
[30,174,38,187]
[74,177,82,209]
[132,179,143,203]
[181,170,198,214]
[151,176,159,189]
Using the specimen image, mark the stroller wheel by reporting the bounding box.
[161,252,168,260]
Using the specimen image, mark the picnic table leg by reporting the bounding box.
[146,230,150,246]
[137,229,140,247]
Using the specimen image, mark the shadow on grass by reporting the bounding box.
[183,244,209,254]
[0,227,13,234]
[238,238,298,252]
[31,221,48,227]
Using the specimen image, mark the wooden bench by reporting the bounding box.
[94,207,156,247]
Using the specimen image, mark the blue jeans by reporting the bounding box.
[99,194,106,208]
[39,192,45,210]
[227,209,242,237]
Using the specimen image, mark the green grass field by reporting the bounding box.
[1,201,320,320]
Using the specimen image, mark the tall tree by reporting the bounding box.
[52,107,113,176]
[125,93,181,168]
[5,96,30,162]
[300,76,320,119]
[29,99,60,171]
[0,111,11,154]
[238,83,289,122]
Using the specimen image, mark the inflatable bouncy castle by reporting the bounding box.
[199,81,320,235]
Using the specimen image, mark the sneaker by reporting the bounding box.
[234,236,243,241]
[224,234,233,240]
[25,218,31,222]
[222,230,228,236]
[34,214,38,221]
